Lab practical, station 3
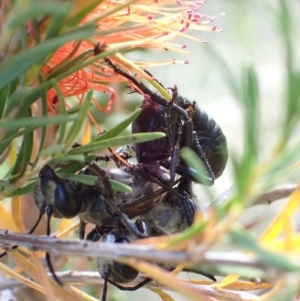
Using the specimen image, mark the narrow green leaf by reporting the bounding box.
[234,65,260,198]
[10,109,34,177]
[39,145,66,158]
[0,124,47,153]
[165,220,206,247]
[0,129,28,156]
[109,179,133,193]
[6,77,19,99]
[0,25,97,90]
[21,127,34,174]
[67,0,104,27]
[5,2,69,29]
[61,174,97,186]
[0,114,74,155]
[48,155,86,164]
[242,65,259,164]
[3,79,51,119]
[31,74,48,169]
[44,3,71,40]
[53,80,67,145]
[0,87,7,119]
[7,182,36,197]
[282,70,300,146]
[44,48,94,80]
[83,0,138,27]
[66,103,87,115]
[56,158,96,175]
[93,109,141,142]
[67,132,165,155]
[65,89,93,147]
[2,86,32,118]
[0,115,75,130]
[61,174,132,193]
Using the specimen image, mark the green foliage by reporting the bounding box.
[0,1,164,199]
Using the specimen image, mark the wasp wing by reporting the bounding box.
[118,187,168,218]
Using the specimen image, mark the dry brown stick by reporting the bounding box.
[53,273,262,301]
[0,230,270,270]
[211,184,297,208]
[0,271,259,301]
[253,184,297,205]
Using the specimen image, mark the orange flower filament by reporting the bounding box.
[40,0,220,117]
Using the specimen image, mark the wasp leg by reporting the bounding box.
[192,133,215,185]
[45,205,63,286]
[101,275,109,301]
[107,269,215,292]
[102,190,148,238]
[105,58,193,134]
[165,94,182,184]
[85,227,100,241]
[105,58,217,185]
[106,277,152,291]
[143,69,166,90]
[180,191,196,226]
[79,220,86,239]
[183,268,216,282]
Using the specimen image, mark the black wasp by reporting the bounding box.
[1,161,215,300]
[104,58,228,186]
[32,163,160,285]
[0,164,155,284]
[85,173,216,301]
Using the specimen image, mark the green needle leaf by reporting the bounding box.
[67,132,165,155]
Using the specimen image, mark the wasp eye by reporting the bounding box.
[54,183,81,218]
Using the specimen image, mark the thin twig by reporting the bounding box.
[253,184,297,205]
[0,230,269,270]
[0,271,260,301]
[211,184,296,208]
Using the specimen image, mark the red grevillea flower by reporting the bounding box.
[41,0,221,118]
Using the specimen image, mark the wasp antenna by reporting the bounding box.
[105,58,145,93]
